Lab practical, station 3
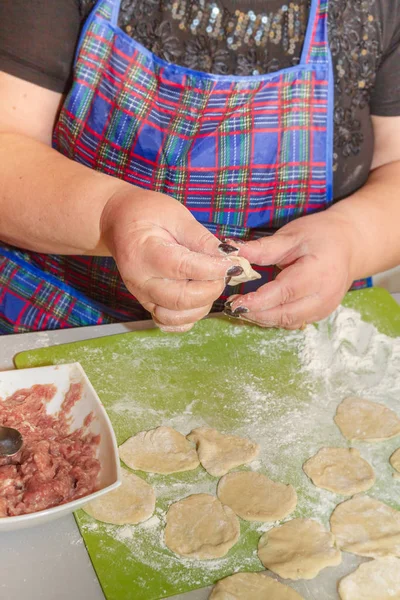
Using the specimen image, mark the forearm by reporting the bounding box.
[329,160,400,279]
[0,132,131,255]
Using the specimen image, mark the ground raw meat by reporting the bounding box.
[0,383,100,517]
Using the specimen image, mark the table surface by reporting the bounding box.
[2,293,400,600]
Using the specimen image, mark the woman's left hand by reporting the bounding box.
[225,209,364,329]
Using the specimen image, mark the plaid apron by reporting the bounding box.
[0,0,370,334]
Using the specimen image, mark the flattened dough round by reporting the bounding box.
[186,427,259,477]
[334,396,400,442]
[83,468,155,525]
[330,495,400,558]
[209,572,304,599]
[390,448,400,475]
[164,493,240,559]
[258,519,341,580]
[217,471,297,522]
[226,256,262,286]
[338,557,400,600]
[119,426,199,474]
[303,447,375,495]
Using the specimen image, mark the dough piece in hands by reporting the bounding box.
[334,396,400,442]
[217,471,297,522]
[390,448,400,477]
[330,495,400,558]
[338,557,400,600]
[209,572,304,599]
[303,447,375,495]
[119,426,199,474]
[226,256,261,285]
[83,468,155,525]
[164,493,240,559]
[258,519,341,580]
[186,427,259,477]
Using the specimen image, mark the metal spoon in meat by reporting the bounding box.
[0,426,23,457]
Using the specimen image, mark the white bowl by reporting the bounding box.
[0,362,120,531]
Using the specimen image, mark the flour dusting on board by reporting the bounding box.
[302,306,400,396]
[75,307,400,600]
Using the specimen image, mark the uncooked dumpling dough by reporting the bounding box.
[334,396,400,441]
[83,468,155,525]
[258,519,341,580]
[164,493,240,559]
[390,448,400,476]
[226,256,262,285]
[338,557,400,600]
[330,495,400,558]
[119,426,199,474]
[303,447,375,495]
[186,427,259,477]
[217,471,297,522]
[209,572,304,599]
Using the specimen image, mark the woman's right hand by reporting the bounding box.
[100,187,236,331]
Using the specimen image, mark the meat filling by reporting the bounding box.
[0,383,100,517]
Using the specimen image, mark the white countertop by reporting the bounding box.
[2,293,400,600]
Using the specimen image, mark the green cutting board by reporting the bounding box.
[14,288,400,600]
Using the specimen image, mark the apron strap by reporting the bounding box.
[73,0,121,64]
[90,0,121,26]
[110,0,122,27]
[301,0,330,65]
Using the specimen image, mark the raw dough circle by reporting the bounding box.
[258,518,341,580]
[330,495,400,558]
[226,256,262,286]
[186,427,259,477]
[338,557,400,600]
[303,447,375,495]
[83,468,155,525]
[209,572,304,599]
[119,426,199,474]
[164,493,240,559]
[334,396,400,442]
[390,448,400,475]
[217,471,297,522]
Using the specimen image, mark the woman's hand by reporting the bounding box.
[100,189,237,331]
[225,209,364,329]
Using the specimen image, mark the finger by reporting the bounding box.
[144,237,234,281]
[169,208,224,256]
[240,294,323,330]
[228,258,318,313]
[238,232,302,266]
[137,278,225,311]
[152,304,212,332]
[153,318,195,333]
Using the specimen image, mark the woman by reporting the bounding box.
[0,0,399,334]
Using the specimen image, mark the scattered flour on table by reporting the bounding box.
[301,306,400,397]
[79,306,400,599]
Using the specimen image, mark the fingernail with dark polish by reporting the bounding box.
[218,243,239,255]
[226,265,244,277]
[222,237,246,246]
[232,306,249,315]
[224,300,234,309]
[223,306,241,318]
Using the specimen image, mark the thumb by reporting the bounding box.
[239,231,301,266]
[171,208,223,257]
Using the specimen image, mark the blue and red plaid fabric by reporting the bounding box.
[0,0,368,334]
[56,0,333,234]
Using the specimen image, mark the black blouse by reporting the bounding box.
[1,0,400,201]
